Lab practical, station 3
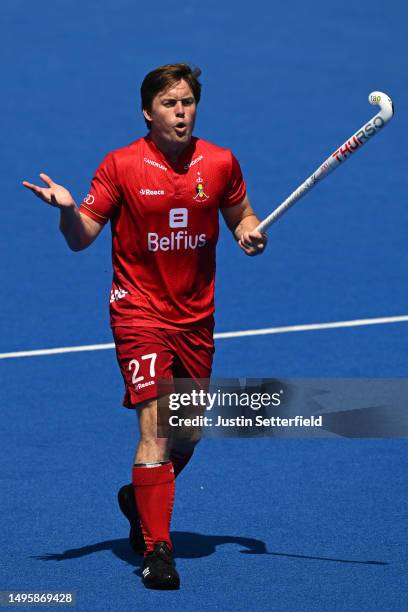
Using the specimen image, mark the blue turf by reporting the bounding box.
[2,0,408,609]
[1,354,408,610]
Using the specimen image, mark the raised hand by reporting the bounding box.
[22,173,75,209]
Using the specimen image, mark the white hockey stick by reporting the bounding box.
[256,91,394,233]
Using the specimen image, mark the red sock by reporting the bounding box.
[132,462,175,554]
[170,450,194,477]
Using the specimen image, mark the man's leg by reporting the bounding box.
[131,397,180,590]
[119,431,197,556]
[132,397,173,553]
[168,324,214,476]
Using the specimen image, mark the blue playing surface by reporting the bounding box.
[2,0,408,610]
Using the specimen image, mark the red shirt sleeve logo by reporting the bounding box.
[84,194,95,205]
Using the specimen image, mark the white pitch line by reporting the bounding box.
[1,314,407,360]
[0,343,115,359]
[214,314,408,339]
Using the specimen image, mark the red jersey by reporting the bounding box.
[79,135,246,329]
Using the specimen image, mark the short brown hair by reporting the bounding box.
[141,63,202,129]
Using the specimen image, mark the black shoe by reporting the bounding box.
[117,484,146,555]
[142,542,180,590]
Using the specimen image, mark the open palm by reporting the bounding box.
[22,173,75,208]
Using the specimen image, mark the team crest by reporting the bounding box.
[193,172,209,201]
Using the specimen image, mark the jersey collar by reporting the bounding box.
[144,134,198,171]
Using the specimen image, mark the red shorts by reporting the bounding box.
[113,325,215,408]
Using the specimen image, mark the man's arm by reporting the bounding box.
[22,173,103,251]
[221,194,268,256]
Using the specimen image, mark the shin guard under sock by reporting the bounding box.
[132,462,175,554]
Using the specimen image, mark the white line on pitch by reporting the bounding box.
[0,343,116,359]
[1,314,407,360]
[214,314,408,339]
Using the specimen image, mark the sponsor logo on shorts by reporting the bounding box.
[143,157,167,171]
[139,188,165,196]
[184,154,204,169]
[84,194,95,205]
[110,288,128,303]
[135,380,155,390]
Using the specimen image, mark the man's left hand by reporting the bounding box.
[238,230,268,256]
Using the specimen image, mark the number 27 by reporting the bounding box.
[128,353,157,384]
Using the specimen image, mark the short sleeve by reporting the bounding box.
[220,152,247,208]
[79,153,121,224]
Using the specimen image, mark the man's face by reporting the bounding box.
[143,79,197,150]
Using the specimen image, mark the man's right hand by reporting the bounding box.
[22,173,75,209]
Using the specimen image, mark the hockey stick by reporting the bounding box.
[256,91,394,233]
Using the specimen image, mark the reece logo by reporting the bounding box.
[139,188,165,196]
